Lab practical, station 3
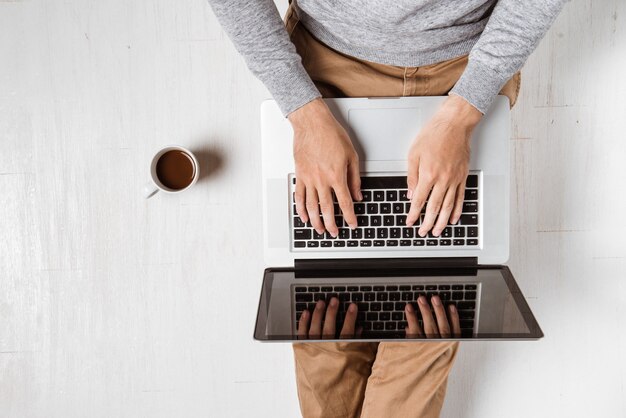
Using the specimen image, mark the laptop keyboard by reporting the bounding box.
[290,174,480,250]
[293,283,478,338]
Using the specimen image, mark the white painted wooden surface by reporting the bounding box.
[1,1,624,417]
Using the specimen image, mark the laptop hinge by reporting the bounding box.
[294,257,478,278]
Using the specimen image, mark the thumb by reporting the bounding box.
[348,157,362,201]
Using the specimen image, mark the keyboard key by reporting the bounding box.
[380,203,392,214]
[465,285,477,290]
[354,203,365,214]
[294,217,305,227]
[467,239,478,245]
[373,191,385,201]
[399,190,409,201]
[365,228,375,238]
[376,292,388,301]
[373,322,384,330]
[452,291,464,300]
[441,227,452,238]
[384,216,395,226]
[464,189,478,200]
[296,294,312,302]
[374,240,385,246]
[390,228,401,238]
[352,293,363,302]
[396,215,407,225]
[395,302,405,310]
[389,292,401,301]
[458,301,475,310]
[360,240,372,247]
[393,203,404,213]
[313,230,325,240]
[321,286,333,292]
[294,241,306,248]
[439,285,450,290]
[386,240,399,246]
[371,303,382,312]
[460,215,478,225]
[313,293,325,301]
[307,241,319,248]
[295,287,307,293]
[426,239,438,246]
[295,303,307,311]
[294,229,312,240]
[351,229,363,239]
[383,302,394,311]
[386,191,398,201]
[440,291,451,301]
[465,291,477,300]
[321,241,332,247]
[364,292,376,301]
[360,286,372,291]
[426,285,437,290]
[371,216,382,227]
[454,227,465,237]
[440,239,451,246]
[387,286,398,291]
[339,228,350,239]
[460,320,475,329]
[453,239,465,246]
[367,203,379,214]
[412,285,424,290]
[347,240,358,247]
[451,285,463,290]
[413,239,425,246]
[466,175,478,188]
[380,312,391,321]
[333,241,346,247]
[402,228,414,238]
[400,239,411,246]
[385,322,397,330]
[398,321,408,330]
[367,312,378,321]
[463,202,478,213]
[459,310,475,319]
[362,191,372,201]
[377,228,388,239]
[357,216,369,227]
[402,292,413,301]
[467,227,478,237]
[392,312,404,321]
[362,322,372,331]
[338,292,350,301]
[373,286,385,291]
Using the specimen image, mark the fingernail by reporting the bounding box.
[418,229,425,237]
[358,191,363,201]
[349,303,356,313]
[407,189,413,199]
[316,300,324,309]
[433,229,440,237]
[449,304,456,313]
[405,303,413,313]
[349,224,357,230]
[418,296,427,305]
[330,298,338,307]
[302,310,308,318]
[432,296,441,306]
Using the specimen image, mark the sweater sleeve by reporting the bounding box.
[207,0,321,116]
[449,0,567,113]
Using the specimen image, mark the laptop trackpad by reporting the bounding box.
[348,108,422,161]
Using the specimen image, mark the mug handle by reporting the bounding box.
[143,182,159,199]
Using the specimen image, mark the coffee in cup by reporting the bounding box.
[143,145,199,198]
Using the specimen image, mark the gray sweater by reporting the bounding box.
[208,0,566,116]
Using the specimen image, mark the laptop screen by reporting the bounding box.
[253,265,542,342]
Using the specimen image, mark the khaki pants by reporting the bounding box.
[285,5,520,418]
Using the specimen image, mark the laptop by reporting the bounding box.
[254,96,543,342]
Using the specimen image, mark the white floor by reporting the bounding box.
[1,1,625,417]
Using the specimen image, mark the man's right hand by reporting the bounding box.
[288,99,362,237]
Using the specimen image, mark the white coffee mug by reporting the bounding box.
[143,145,199,199]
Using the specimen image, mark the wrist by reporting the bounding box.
[288,98,330,131]
[442,95,483,129]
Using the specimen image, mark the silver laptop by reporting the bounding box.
[254,96,542,342]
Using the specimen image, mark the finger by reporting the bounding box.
[448,304,462,337]
[306,188,325,234]
[405,302,423,339]
[432,186,457,237]
[355,326,363,338]
[347,157,363,202]
[406,174,433,227]
[308,300,326,339]
[431,295,451,338]
[340,303,358,338]
[322,297,339,339]
[297,309,310,339]
[295,178,309,224]
[334,182,357,229]
[418,296,438,338]
[418,184,446,237]
[406,156,419,199]
[450,182,465,225]
[318,188,338,237]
